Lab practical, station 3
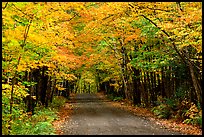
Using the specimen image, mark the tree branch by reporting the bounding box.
[11,3,34,20]
[2,2,8,10]
[141,14,201,77]
[176,2,183,12]
[140,15,187,65]
[128,3,171,13]
[8,16,33,134]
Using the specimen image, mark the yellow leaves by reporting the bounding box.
[110,83,120,90]
[163,22,174,30]
[52,54,67,64]
[2,2,202,92]
[2,83,29,99]
[185,103,199,119]
[56,84,65,91]
[102,76,111,83]
[14,85,29,98]
[2,11,15,26]
[65,74,77,81]
[4,28,21,41]
[27,60,39,69]
[47,63,56,69]
[107,2,128,13]
[54,71,77,82]
[17,64,27,72]
[28,33,47,45]
[2,37,7,43]
[2,84,11,92]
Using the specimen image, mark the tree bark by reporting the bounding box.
[188,61,202,106]
[40,66,48,106]
[132,67,141,105]
[45,76,51,107]
[50,78,56,103]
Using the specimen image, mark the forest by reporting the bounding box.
[2,2,202,135]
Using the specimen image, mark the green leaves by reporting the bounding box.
[131,46,171,71]
[12,15,30,26]
[1,2,202,134]
[73,23,86,32]
[22,81,37,87]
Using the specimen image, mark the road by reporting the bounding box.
[60,93,183,135]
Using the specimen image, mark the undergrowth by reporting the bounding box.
[3,96,68,135]
[151,97,202,128]
[107,94,123,102]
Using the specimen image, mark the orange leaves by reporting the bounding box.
[2,2,202,88]
[124,28,141,43]
[51,46,84,71]
[80,12,93,22]
[124,34,139,43]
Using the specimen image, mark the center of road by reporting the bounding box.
[60,93,182,135]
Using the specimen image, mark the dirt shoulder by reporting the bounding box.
[96,92,202,135]
[52,93,76,135]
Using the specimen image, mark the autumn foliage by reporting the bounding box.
[2,2,202,135]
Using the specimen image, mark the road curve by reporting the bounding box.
[60,93,183,135]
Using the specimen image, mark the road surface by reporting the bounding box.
[60,93,183,135]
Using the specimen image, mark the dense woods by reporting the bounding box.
[2,2,202,135]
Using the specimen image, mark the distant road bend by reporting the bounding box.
[60,93,183,135]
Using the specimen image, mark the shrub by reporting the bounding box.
[50,96,67,108]
[107,94,123,102]
[2,83,28,135]
[11,107,58,135]
[32,121,56,135]
[6,96,67,135]
[152,97,202,128]
[183,104,202,128]
[152,97,178,119]
[152,104,172,119]
[113,96,123,101]
[3,92,68,135]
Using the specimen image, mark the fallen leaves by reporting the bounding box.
[52,93,76,135]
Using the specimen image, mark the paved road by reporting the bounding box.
[60,93,183,135]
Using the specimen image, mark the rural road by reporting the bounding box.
[60,93,183,135]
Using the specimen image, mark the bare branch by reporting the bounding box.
[2,2,8,10]
[11,3,34,19]
[176,2,183,12]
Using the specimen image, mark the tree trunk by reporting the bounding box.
[45,76,51,107]
[142,71,149,106]
[41,66,48,106]
[188,61,202,106]
[132,67,141,105]
[161,67,166,98]
[157,73,161,96]
[50,78,56,103]
[68,82,71,94]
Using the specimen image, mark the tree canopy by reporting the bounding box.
[2,2,202,135]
